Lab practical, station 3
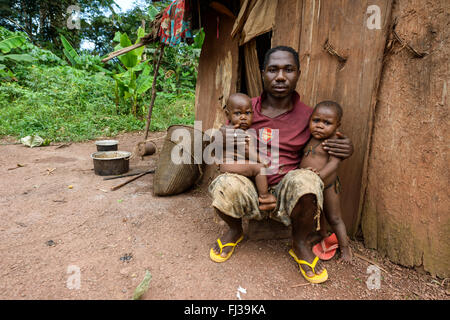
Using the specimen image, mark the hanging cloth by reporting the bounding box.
[158,0,193,47]
[231,0,278,45]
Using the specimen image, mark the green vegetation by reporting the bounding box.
[0,1,202,142]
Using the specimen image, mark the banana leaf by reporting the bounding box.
[0,53,35,62]
[0,35,26,54]
[113,29,147,69]
[133,27,146,58]
[116,33,137,68]
[60,34,80,66]
[136,73,154,95]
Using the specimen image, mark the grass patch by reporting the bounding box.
[0,65,195,142]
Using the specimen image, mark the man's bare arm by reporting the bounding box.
[322,132,353,159]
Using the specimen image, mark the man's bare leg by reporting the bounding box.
[306,214,328,245]
[290,194,325,277]
[211,208,244,258]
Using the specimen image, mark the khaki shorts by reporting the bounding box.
[208,168,324,229]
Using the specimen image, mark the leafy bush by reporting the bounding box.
[1,65,117,141]
[0,62,195,142]
[110,28,156,116]
[0,24,199,143]
[0,32,35,80]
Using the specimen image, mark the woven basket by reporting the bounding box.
[153,125,209,196]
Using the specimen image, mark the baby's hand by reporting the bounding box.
[258,194,277,212]
[258,155,270,167]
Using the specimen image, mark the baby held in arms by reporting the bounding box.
[219,93,277,211]
[300,101,352,262]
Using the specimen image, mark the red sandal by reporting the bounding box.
[312,233,339,260]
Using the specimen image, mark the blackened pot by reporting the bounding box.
[91,151,131,176]
[95,140,118,151]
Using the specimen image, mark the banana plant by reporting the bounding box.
[111,27,155,116]
[60,34,81,67]
[60,34,111,74]
[0,34,35,79]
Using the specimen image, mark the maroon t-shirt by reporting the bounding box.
[250,92,312,186]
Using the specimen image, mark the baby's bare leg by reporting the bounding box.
[254,170,277,211]
[323,186,352,262]
[220,163,276,211]
[219,162,262,177]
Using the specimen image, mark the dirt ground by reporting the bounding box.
[0,132,448,300]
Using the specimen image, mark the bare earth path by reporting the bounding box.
[0,132,447,300]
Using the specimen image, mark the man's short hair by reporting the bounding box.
[263,46,300,71]
[314,101,343,121]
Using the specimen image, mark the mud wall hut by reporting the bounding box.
[361,0,449,279]
[191,0,448,277]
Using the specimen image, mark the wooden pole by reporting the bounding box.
[110,169,155,191]
[141,20,147,61]
[144,43,165,141]
[101,42,146,63]
[101,12,162,63]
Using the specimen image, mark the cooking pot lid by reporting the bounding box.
[91,151,131,160]
[95,140,118,146]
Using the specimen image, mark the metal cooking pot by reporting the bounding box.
[95,140,118,151]
[91,151,131,176]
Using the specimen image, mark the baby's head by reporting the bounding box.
[309,101,343,140]
[225,93,253,130]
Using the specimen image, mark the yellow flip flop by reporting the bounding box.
[289,249,328,284]
[210,235,244,263]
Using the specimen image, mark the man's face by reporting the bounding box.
[262,50,300,98]
[226,98,253,130]
[309,107,340,140]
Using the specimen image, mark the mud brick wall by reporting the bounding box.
[361,0,449,278]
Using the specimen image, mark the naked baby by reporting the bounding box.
[300,100,352,262]
[219,93,277,211]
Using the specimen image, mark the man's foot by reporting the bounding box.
[338,246,352,264]
[306,231,326,246]
[291,241,326,278]
[258,193,277,211]
[211,227,243,259]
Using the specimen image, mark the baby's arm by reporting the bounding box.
[318,156,341,181]
[247,144,270,167]
[245,130,270,166]
[247,145,259,163]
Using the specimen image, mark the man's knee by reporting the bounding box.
[297,194,316,206]
[209,173,261,220]
[209,173,252,200]
[290,194,316,220]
